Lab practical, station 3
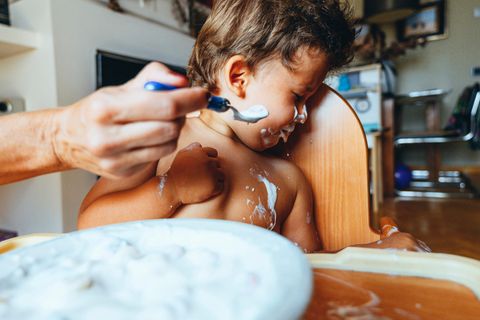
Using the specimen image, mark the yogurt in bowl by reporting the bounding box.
[0,219,312,320]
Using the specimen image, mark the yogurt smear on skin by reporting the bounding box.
[257,175,278,230]
[248,168,278,230]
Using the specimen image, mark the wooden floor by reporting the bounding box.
[379,197,480,260]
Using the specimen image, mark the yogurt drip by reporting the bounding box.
[158,174,168,196]
[279,123,296,143]
[260,105,308,146]
[257,175,278,230]
[260,128,280,147]
[293,105,308,124]
[248,168,278,230]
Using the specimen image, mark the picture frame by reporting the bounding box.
[396,0,447,42]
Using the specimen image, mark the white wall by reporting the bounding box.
[0,0,195,234]
[0,0,63,235]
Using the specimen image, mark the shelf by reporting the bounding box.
[339,87,379,99]
[342,63,382,73]
[396,88,451,105]
[0,24,39,59]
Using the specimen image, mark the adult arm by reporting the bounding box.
[0,62,208,185]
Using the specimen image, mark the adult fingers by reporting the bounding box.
[83,120,184,157]
[98,142,178,177]
[102,87,209,123]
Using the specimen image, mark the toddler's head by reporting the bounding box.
[189,0,355,150]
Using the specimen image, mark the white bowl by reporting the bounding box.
[0,219,312,320]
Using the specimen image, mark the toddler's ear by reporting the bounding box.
[223,55,252,98]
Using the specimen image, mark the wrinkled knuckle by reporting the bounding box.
[99,159,121,173]
[88,92,115,122]
[87,137,104,156]
[88,104,108,122]
[87,134,112,156]
[145,61,165,73]
[89,89,109,108]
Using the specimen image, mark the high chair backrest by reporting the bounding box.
[276,85,380,251]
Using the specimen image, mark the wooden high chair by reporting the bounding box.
[275,85,383,251]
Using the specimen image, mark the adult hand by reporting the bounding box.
[52,62,209,179]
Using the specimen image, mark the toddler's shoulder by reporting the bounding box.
[271,157,309,187]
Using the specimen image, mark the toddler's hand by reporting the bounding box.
[355,217,431,253]
[374,231,432,253]
[377,217,431,252]
[168,142,225,204]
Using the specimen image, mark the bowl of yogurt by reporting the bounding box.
[0,219,312,320]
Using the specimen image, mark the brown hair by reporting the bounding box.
[188,0,355,91]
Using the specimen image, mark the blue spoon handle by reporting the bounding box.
[144,81,177,91]
[143,81,229,112]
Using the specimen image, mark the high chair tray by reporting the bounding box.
[305,248,480,319]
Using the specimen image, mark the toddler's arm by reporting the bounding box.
[78,143,224,229]
[281,169,321,253]
[80,161,159,214]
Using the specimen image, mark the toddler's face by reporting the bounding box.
[222,48,329,151]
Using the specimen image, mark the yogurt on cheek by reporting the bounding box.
[258,104,308,147]
[279,123,296,143]
[260,122,296,146]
